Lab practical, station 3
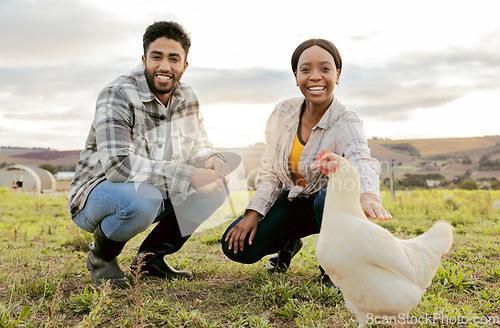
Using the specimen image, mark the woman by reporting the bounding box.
[221,39,391,285]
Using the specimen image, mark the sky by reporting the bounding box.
[1,0,499,150]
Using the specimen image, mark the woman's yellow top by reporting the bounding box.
[289,132,306,187]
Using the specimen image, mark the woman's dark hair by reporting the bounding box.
[291,39,342,75]
[143,21,191,59]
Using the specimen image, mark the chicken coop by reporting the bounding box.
[0,165,56,193]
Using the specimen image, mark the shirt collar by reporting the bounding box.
[281,98,303,132]
[315,97,346,130]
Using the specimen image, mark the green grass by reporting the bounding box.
[0,188,500,327]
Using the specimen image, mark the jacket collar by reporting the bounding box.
[313,97,346,130]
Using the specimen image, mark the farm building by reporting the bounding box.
[0,165,56,193]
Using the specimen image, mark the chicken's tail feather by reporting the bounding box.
[416,220,454,255]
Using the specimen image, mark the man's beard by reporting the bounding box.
[144,68,183,96]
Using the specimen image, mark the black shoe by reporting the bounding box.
[131,252,193,280]
[131,214,193,280]
[319,266,338,289]
[266,239,303,273]
[86,225,129,288]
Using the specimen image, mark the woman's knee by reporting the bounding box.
[220,240,261,264]
[221,222,263,264]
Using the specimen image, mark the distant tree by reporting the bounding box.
[478,154,500,170]
[459,180,478,190]
[491,181,500,190]
[57,164,76,171]
[0,162,14,169]
[399,173,445,188]
[38,163,58,175]
[453,170,472,185]
[462,155,472,165]
[381,143,421,158]
[438,179,453,188]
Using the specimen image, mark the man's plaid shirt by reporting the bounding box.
[68,63,216,217]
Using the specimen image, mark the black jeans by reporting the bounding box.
[221,187,327,264]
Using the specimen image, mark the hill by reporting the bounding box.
[369,135,500,160]
[2,135,500,188]
[0,147,81,167]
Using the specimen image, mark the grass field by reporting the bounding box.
[1,188,500,327]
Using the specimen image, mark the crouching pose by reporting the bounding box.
[221,39,391,286]
[69,21,236,287]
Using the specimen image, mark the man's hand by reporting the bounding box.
[224,210,260,254]
[191,168,228,195]
[204,156,230,176]
[360,193,392,221]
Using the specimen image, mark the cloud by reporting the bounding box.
[0,0,142,65]
[350,31,381,42]
[187,30,500,118]
[184,67,299,105]
[1,22,499,150]
[0,59,137,96]
[2,39,498,129]
[340,35,500,118]
[0,61,139,123]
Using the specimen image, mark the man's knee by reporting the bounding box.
[109,183,164,232]
[119,197,162,228]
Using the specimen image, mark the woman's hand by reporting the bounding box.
[360,193,392,221]
[224,210,260,254]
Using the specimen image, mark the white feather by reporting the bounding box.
[314,153,453,328]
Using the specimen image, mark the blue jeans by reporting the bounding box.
[221,188,327,264]
[73,180,228,242]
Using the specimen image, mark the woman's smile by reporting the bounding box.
[307,86,326,95]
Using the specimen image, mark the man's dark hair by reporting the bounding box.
[143,21,191,59]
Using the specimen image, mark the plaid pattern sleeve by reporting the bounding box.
[68,64,214,217]
[246,97,381,218]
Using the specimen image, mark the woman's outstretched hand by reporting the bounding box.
[361,193,392,221]
[225,210,260,254]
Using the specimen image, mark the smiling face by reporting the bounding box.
[294,45,340,108]
[142,37,188,105]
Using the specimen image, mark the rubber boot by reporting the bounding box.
[131,214,193,280]
[86,224,129,288]
[265,238,303,273]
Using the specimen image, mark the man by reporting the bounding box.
[68,21,234,288]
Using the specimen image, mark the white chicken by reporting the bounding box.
[311,152,453,328]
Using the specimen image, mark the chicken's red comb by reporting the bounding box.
[316,149,333,161]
